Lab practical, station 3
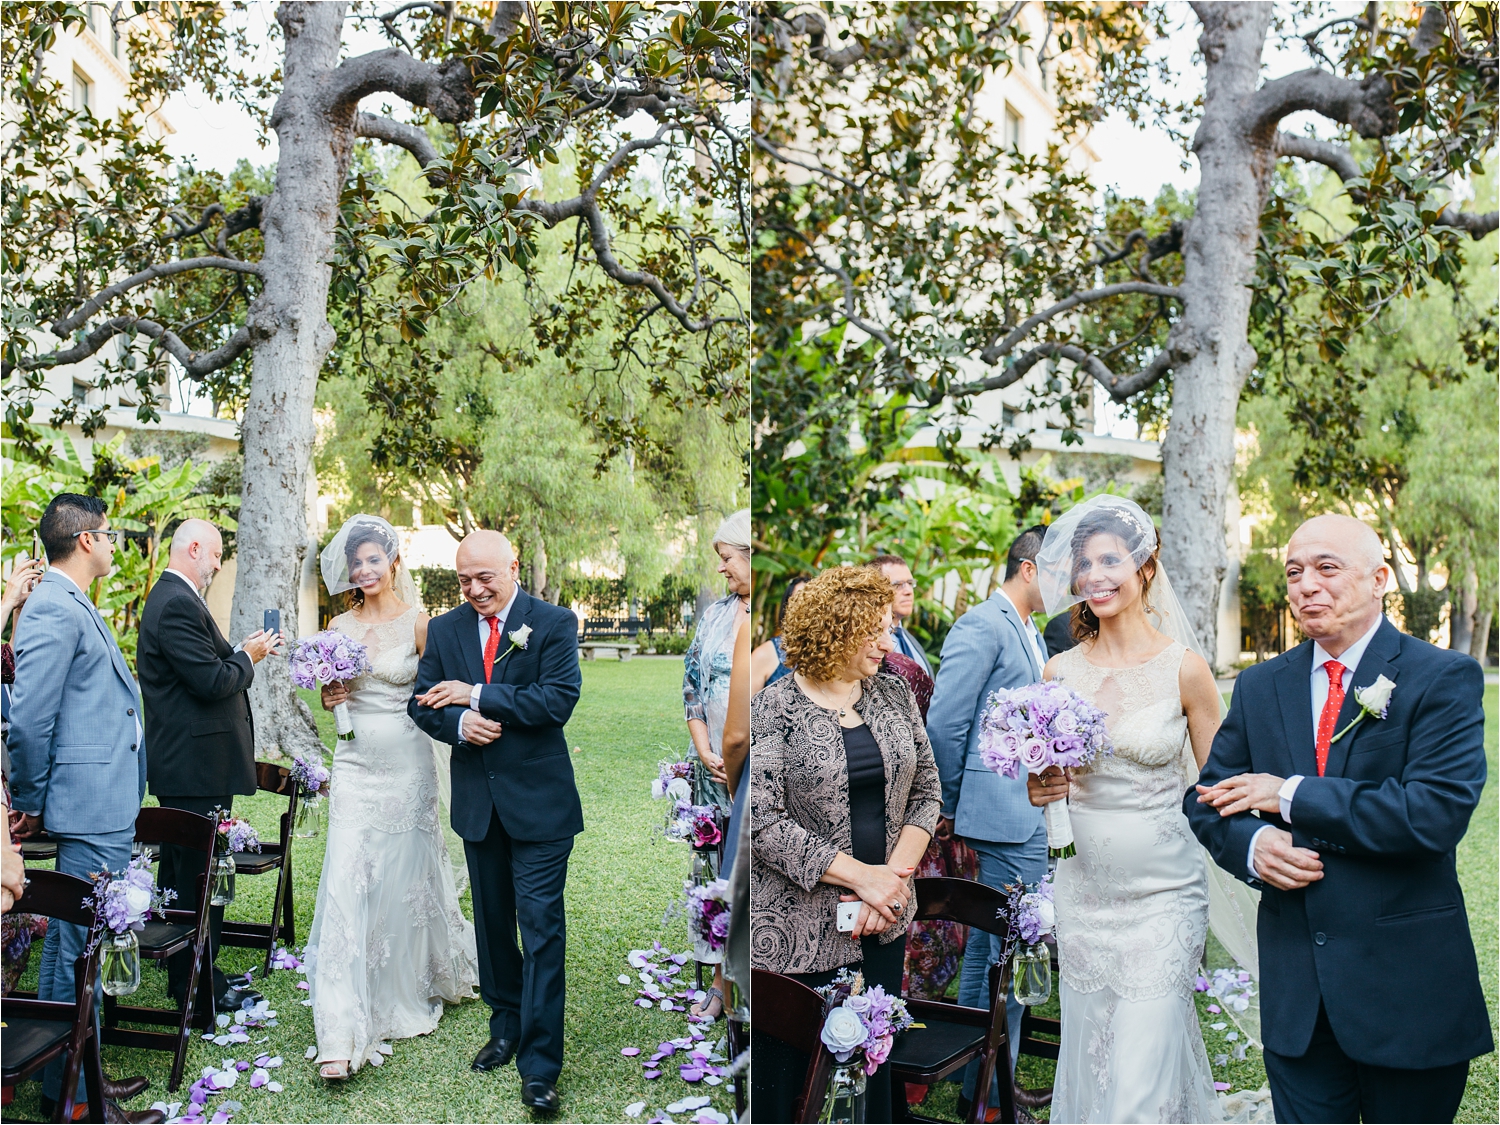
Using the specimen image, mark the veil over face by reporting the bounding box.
[321,515,421,608]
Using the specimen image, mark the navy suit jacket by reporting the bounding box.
[409,590,584,843]
[1185,618,1492,1068]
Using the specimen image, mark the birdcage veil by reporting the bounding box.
[320,515,420,609]
[1036,494,1262,1006]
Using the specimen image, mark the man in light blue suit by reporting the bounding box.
[927,524,1051,1112]
[10,493,149,1112]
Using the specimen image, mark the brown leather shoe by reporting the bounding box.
[101,1075,149,1102]
[1013,1081,1054,1109]
[104,1100,166,1124]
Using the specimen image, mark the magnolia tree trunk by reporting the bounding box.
[1159,4,1272,667]
[232,2,353,759]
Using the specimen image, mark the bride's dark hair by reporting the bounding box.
[1067,508,1161,644]
[343,522,401,611]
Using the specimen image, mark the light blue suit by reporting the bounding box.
[9,568,145,1100]
[926,589,1047,1101]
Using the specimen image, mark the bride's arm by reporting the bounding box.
[414,612,429,657]
[1179,649,1223,769]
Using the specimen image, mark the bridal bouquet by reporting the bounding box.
[978,680,1112,857]
[816,968,914,1077]
[289,630,370,741]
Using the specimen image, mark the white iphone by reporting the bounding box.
[836,900,861,933]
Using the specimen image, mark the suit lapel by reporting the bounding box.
[1322,619,1402,778]
[497,590,534,685]
[455,602,486,685]
[60,576,134,690]
[994,595,1039,679]
[1273,642,1319,779]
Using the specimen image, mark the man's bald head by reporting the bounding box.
[455,530,519,617]
[1285,514,1390,655]
[168,518,224,591]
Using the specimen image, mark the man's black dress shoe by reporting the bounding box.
[471,1037,517,1071]
[520,1076,560,1114]
[102,1075,150,1101]
[216,984,264,1011]
[104,1099,166,1123]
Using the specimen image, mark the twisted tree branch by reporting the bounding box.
[979,282,1181,364]
[8,317,252,379]
[52,257,263,337]
[323,48,475,123]
[1246,68,1397,139]
[355,112,440,174]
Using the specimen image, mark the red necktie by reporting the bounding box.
[482,616,501,683]
[1315,660,1346,777]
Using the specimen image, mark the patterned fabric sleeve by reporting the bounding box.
[749,693,840,893]
[681,613,709,724]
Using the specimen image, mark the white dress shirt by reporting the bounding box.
[1247,615,1385,878]
[995,589,1048,674]
[460,584,521,740]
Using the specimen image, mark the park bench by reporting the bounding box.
[579,642,640,661]
[580,615,653,642]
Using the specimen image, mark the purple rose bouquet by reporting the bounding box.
[288,753,331,798]
[86,855,175,947]
[978,680,1112,857]
[816,968,914,1077]
[685,878,731,961]
[289,630,369,740]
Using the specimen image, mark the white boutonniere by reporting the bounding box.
[1328,674,1396,744]
[492,623,532,669]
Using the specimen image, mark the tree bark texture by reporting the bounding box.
[232,2,353,758]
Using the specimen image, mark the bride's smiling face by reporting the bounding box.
[348,540,394,597]
[1073,532,1150,619]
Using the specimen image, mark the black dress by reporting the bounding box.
[753,722,906,1123]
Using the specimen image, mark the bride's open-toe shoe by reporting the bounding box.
[320,1061,350,1082]
[690,985,725,1022]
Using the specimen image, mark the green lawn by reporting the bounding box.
[910,684,1499,1122]
[12,658,736,1124]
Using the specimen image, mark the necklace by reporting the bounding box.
[801,675,860,718]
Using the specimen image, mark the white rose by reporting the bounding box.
[510,624,533,648]
[820,1005,868,1060]
[1035,899,1056,932]
[651,779,667,799]
[123,883,154,922]
[1356,674,1396,717]
[665,778,692,802]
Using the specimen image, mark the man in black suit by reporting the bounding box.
[137,519,281,1011]
[410,530,582,1115]
[1188,514,1492,1123]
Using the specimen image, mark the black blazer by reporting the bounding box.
[137,575,257,798]
[1185,618,1492,1069]
[409,589,583,843]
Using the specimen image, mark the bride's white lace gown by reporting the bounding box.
[307,607,478,1072]
[1049,641,1222,1124]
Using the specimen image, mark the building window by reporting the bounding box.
[72,67,91,113]
[84,3,96,32]
[72,380,91,405]
[1004,105,1022,151]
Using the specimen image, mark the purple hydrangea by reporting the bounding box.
[289,630,370,690]
[977,680,1112,779]
[288,754,330,797]
[217,816,262,855]
[86,854,175,940]
[1012,872,1056,946]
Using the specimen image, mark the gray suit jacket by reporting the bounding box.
[926,590,1044,843]
[8,570,146,835]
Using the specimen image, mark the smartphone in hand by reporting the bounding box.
[836,900,860,933]
[264,609,281,635]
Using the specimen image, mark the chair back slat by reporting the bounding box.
[255,761,295,796]
[912,876,1013,935]
[10,869,97,927]
[135,806,217,854]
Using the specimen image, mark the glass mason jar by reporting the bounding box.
[819,1061,868,1123]
[101,929,141,997]
[1013,941,1052,1006]
[210,851,236,907]
[294,793,324,838]
[690,847,717,886]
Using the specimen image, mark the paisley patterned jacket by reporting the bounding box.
[750,672,942,975]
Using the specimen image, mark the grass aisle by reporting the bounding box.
[13,657,734,1124]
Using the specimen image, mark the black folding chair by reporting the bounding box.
[101,806,217,1092]
[891,877,1020,1124]
[749,968,835,1123]
[219,761,300,975]
[1,870,108,1124]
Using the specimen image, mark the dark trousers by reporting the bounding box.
[464,807,573,1083]
[752,934,908,1124]
[1264,1002,1470,1123]
[154,794,234,1002]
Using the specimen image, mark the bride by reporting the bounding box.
[307,515,478,1080]
[1026,496,1227,1123]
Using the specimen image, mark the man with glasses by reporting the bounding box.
[9,493,164,1123]
[870,553,933,678]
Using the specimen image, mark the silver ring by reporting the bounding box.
[891,901,903,914]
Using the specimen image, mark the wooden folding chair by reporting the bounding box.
[1,870,108,1124]
[218,761,300,975]
[18,829,59,863]
[891,877,1019,1124]
[101,806,217,1092]
[749,968,835,1124]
